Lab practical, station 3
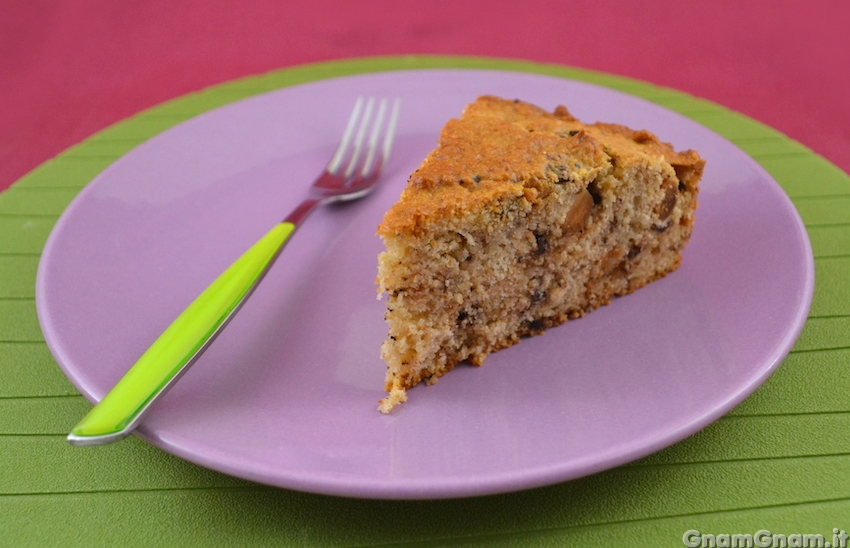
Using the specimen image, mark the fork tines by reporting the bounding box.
[327,96,401,183]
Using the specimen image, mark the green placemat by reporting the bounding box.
[2,56,849,547]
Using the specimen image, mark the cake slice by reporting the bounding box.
[376,96,704,413]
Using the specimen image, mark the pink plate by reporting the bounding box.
[36,69,813,499]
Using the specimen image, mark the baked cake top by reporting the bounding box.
[378,95,704,237]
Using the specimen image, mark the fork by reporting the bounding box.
[67,96,401,446]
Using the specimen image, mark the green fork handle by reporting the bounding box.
[67,221,296,446]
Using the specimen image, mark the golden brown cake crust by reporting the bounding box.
[376,96,704,413]
[379,96,703,238]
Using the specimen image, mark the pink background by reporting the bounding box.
[2,0,849,193]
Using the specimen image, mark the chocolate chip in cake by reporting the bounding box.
[587,180,603,205]
[526,318,546,333]
[533,230,549,255]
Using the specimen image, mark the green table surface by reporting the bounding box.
[2,56,849,547]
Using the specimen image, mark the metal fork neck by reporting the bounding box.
[283,197,322,226]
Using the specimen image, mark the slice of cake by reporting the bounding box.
[376,95,704,413]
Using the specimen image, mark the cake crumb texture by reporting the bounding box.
[376,95,704,412]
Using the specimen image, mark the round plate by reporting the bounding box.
[36,69,813,499]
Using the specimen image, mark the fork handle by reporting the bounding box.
[67,221,296,446]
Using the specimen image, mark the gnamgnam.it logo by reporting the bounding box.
[683,528,849,548]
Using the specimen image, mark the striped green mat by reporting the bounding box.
[2,56,849,546]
